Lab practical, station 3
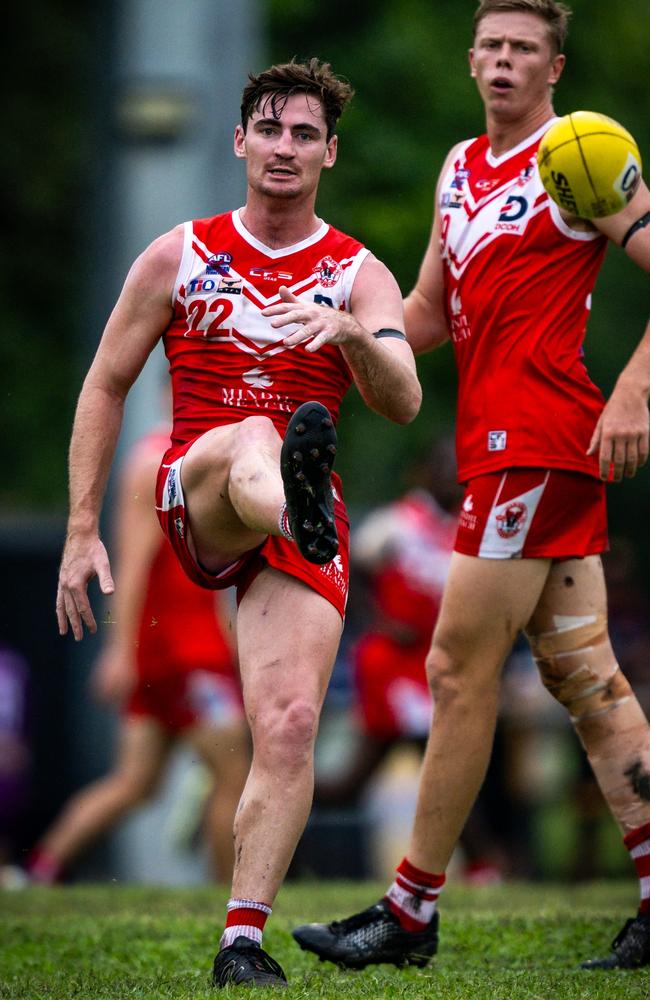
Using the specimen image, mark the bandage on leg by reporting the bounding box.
[528,615,650,834]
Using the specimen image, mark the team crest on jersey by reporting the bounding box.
[313,255,342,288]
[206,252,233,275]
[496,502,527,539]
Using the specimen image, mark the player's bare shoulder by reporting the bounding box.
[352,253,401,303]
[125,224,185,302]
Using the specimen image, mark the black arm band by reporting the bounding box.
[373,328,407,341]
[622,211,650,250]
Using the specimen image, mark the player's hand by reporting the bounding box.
[587,384,650,481]
[90,647,135,705]
[262,286,362,352]
[56,532,115,641]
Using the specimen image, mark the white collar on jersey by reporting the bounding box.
[485,116,558,168]
[231,208,329,258]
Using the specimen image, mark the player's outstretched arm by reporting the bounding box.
[263,259,421,424]
[587,182,650,481]
[57,228,182,640]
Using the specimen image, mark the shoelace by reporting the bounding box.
[230,943,285,978]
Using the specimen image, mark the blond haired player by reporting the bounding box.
[56,59,420,987]
[293,0,650,972]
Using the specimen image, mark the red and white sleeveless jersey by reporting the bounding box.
[439,120,608,482]
[164,210,370,456]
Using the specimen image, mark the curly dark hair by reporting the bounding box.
[474,0,572,54]
[241,58,354,141]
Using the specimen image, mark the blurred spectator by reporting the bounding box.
[11,427,250,886]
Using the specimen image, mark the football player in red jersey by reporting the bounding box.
[56,59,421,987]
[28,429,249,886]
[293,1,650,973]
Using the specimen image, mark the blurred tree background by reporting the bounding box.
[3,0,649,570]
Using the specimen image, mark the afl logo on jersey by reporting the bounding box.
[451,168,470,190]
[313,255,342,288]
[207,252,233,276]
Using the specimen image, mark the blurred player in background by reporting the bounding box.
[293,0,650,972]
[28,427,249,885]
[316,437,507,883]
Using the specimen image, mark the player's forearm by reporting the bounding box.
[615,318,650,401]
[342,334,422,424]
[67,379,126,535]
[404,288,450,355]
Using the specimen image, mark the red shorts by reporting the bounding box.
[125,669,243,733]
[156,443,350,619]
[454,468,608,560]
[354,633,432,740]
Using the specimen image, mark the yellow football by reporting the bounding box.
[537,111,642,218]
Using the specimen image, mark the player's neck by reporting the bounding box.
[239,194,321,250]
[486,102,555,157]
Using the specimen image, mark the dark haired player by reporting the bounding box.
[56,58,421,987]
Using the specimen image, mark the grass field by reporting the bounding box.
[1,880,649,998]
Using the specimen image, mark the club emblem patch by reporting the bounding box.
[313,255,342,288]
[496,502,528,539]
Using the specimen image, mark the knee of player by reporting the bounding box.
[116,768,163,807]
[424,641,466,705]
[250,696,319,763]
[528,614,631,720]
[235,414,279,451]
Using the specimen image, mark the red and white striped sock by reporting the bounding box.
[624,820,650,916]
[384,857,446,931]
[220,898,272,948]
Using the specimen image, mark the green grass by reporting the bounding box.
[1,881,648,998]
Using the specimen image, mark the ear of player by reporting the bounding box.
[537,110,642,219]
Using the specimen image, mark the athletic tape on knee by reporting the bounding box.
[528,614,625,720]
[528,614,607,659]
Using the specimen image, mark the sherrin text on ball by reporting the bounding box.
[537,111,642,219]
